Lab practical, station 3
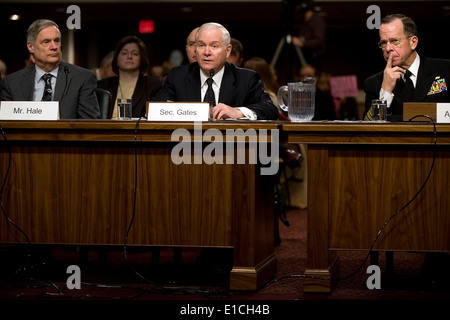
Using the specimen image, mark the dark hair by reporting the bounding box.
[381,14,418,37]
[230,38,243,59]
[112,35,149,75]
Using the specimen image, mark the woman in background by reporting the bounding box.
[244,57,280,109]
[97,35,161,119]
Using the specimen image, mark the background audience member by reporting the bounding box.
[95,51,115,80]
[292,1,327,72]
[151,61,177,81]
[0,59,7,79]
[243,56,282,115]
[226,38,244,67]
[0,19,100,119]
[314,72,358,120]
[185,27,199,64]
[298,64,336,120]
[97,35,162,119]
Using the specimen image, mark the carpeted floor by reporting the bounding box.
[1,209,449,315]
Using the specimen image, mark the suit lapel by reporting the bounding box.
[394,57,435,102]
[218,63,235,105]
[186,64,201,101]
[21,66,36,100]
[414,58,435,101]
[54,62,69,101]
[132,75,144,107]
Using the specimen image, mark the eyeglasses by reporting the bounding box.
[378,36,412,49]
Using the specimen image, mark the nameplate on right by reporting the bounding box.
[146,102,209,121]
[0,101,60,120]
[437,103,450,123]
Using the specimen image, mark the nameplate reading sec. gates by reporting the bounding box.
[146,102,209,121]
[0,101,60,120]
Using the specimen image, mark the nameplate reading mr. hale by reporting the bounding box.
[0,101,60,120]
[147,102,209,121]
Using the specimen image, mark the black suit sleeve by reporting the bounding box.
[0,77,3,100]
[234,71,278,120]
[0,76,12,101]
[153,71,177,102]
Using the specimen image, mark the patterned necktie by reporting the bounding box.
[203,77,216,107]
[41,73,53,101]
[403,69,415,100]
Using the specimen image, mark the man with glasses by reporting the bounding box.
[363,14,450,121]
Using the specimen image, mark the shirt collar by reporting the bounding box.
[200,65,225,88]
[406,53,420,79]
[35,65,59,82]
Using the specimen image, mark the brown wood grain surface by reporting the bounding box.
[0,121,279,290]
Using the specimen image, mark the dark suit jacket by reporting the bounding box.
[97,74,162,118]
[313,89,336,121]
[153,62,279,120]
[364,56,450,121]
[1,61,101,119]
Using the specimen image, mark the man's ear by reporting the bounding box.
[27,41,34,54]
[225,44,232,59]
[410,36,418,51]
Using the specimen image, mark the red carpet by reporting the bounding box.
[1,209,449,315]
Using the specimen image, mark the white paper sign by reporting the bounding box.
[0,101,60,120]
[147,102,209,121]
[437,103,450,123]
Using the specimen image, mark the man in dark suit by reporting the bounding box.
[1,19,100,119]
[364,14,450,122]
[154,22,279,121]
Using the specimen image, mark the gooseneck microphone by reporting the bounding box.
[60,66,70,104]
[209,69,214,78]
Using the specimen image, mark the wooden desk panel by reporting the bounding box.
[283,121,450,293]
[0,121,279,290]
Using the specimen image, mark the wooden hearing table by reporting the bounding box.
[283,121,450,293]
[0,120,279,291]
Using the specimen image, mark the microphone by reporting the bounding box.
[209,69,214,78]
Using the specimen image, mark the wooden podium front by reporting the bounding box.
[0,120,278,291]
[283,121,450,293]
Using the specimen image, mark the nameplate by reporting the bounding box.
[146,102,209,121]
[0,101,60,120]
[437,103,450,123]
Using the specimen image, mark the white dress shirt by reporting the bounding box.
[200,66,257,120]
[33,65,59,101]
